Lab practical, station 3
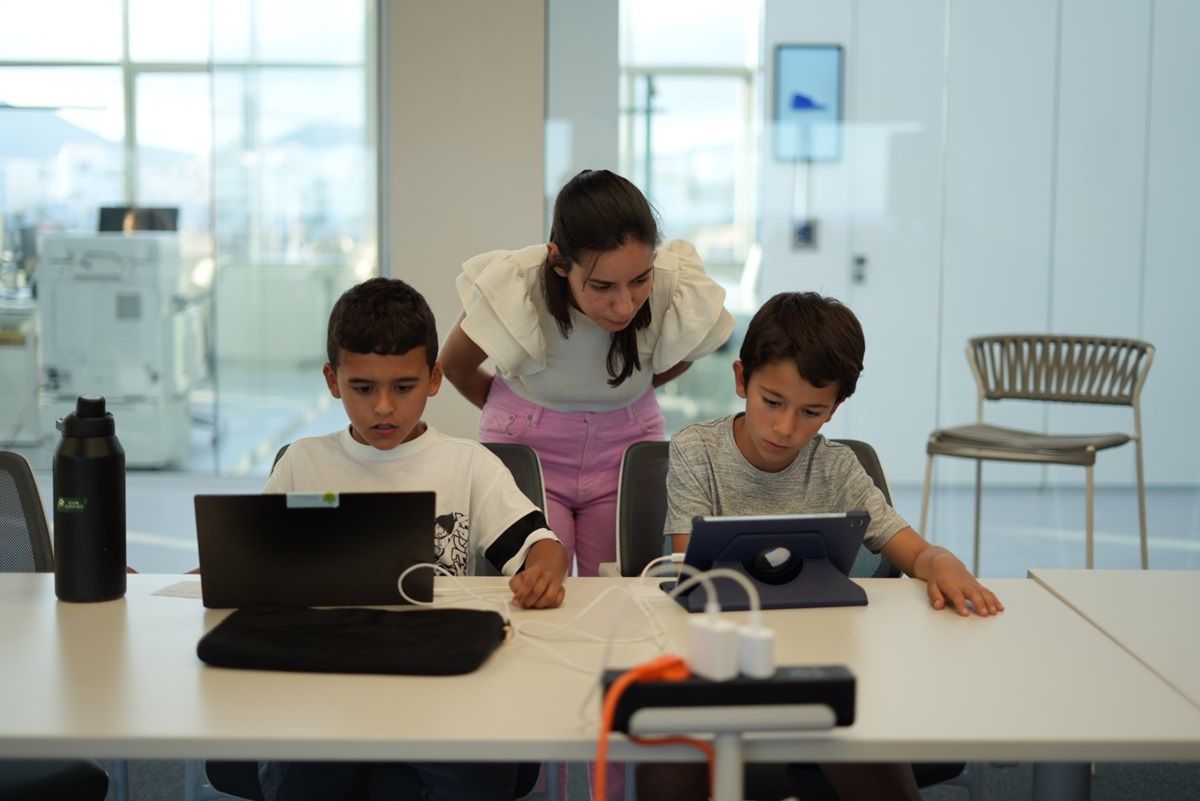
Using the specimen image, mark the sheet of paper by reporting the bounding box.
[153,580,203,599]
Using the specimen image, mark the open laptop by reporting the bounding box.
[195,492,435,609]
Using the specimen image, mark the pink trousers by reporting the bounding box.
[480,378,665,578]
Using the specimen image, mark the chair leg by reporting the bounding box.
[973,460,982,577]
[544,761,561,800]
[1085,464,1095,569]
[105,759,128,801]
[1135,439,1149,569]
[944,761,985,801]
[183,760,226,801]
[919,453,935,539]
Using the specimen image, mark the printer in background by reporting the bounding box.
[37,231,207,468]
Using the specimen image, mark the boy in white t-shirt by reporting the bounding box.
[259,277,568,801]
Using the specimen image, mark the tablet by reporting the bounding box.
[666,511,869,611]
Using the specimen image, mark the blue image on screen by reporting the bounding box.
[774,45,843,162]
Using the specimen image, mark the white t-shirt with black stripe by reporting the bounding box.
[264,425,559,576]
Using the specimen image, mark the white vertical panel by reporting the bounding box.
[1045,0,1152,486]
[937,0,1060,486]
[546,0,620,188]
[759,1,853,304]
[386,0,545,438]
[1140,0,1200,487]
[835,0,945,487]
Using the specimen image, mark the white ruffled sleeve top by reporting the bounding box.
[456,239,735,412]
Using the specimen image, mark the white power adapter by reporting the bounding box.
[688,610,739,681]
[737,623,776,678]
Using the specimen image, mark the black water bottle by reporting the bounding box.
[53,395,126,602]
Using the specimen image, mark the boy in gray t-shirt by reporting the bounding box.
[639,292,1002,801]
[668,291,1000,618]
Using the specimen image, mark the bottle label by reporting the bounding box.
[56,497,88,513]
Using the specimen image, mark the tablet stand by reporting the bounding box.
[674,531,867,612]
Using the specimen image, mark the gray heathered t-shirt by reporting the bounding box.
[664,415,907,553]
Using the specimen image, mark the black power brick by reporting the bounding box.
[601,665,856,733]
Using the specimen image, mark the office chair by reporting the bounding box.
[919,334,1154,572]
[483,442,548,512]
[479,443,555,801]
[0,451,112,801]
[612,440,672,577]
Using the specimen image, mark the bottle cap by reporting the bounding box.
[57,395,116,438]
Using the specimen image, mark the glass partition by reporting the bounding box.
[0,0,378,478]
[545,0,1200,574]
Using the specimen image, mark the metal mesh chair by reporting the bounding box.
[0,452,111,801]
[919,335,1154,572]
[0,451,53,573]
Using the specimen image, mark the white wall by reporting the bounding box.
[1140,0,1200,487]
[383,0,546,438]
[762,0,1199,489]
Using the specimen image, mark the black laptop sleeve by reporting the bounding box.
[196,605,508,675]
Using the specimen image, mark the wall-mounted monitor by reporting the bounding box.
[773,44,844,162]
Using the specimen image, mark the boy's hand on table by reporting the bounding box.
[925,552,1004,617]
[509,566,565,609]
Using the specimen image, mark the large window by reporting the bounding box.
[619,0,760,285]
[617,0,762,432]
[0,0,378,474]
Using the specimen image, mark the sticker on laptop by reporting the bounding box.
[285,492,340,509]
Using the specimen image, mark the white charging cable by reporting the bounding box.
[396,563,671,679]
[665,565,775,680]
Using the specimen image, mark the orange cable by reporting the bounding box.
[595,655,715,800]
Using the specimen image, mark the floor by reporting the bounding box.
[101,758,1200,801]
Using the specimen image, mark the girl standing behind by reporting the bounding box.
[442,169,734,577]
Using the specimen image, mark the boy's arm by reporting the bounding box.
[880,528,1003,617]
[441,314,494,409]
[509,539,568,609]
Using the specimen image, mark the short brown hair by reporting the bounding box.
[326,277,437,368]
[739,292,865,402]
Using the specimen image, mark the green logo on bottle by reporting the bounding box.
[56,497,88,513]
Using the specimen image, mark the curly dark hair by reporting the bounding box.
[739,292,865,402]
[326,277,437,368]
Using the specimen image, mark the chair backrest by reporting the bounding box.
[477,443,547,577]
[966,335,1154,413]
[829,439,901,579]
[614,438,902,579]
[270,441,547,577]
[0,450,53,573]
[482,443,547,513]
[615,440,671,577]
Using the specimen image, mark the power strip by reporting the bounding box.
[601,664,856,733]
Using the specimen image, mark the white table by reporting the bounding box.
[2,574,1199,792]
[1030,568,1200,709]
